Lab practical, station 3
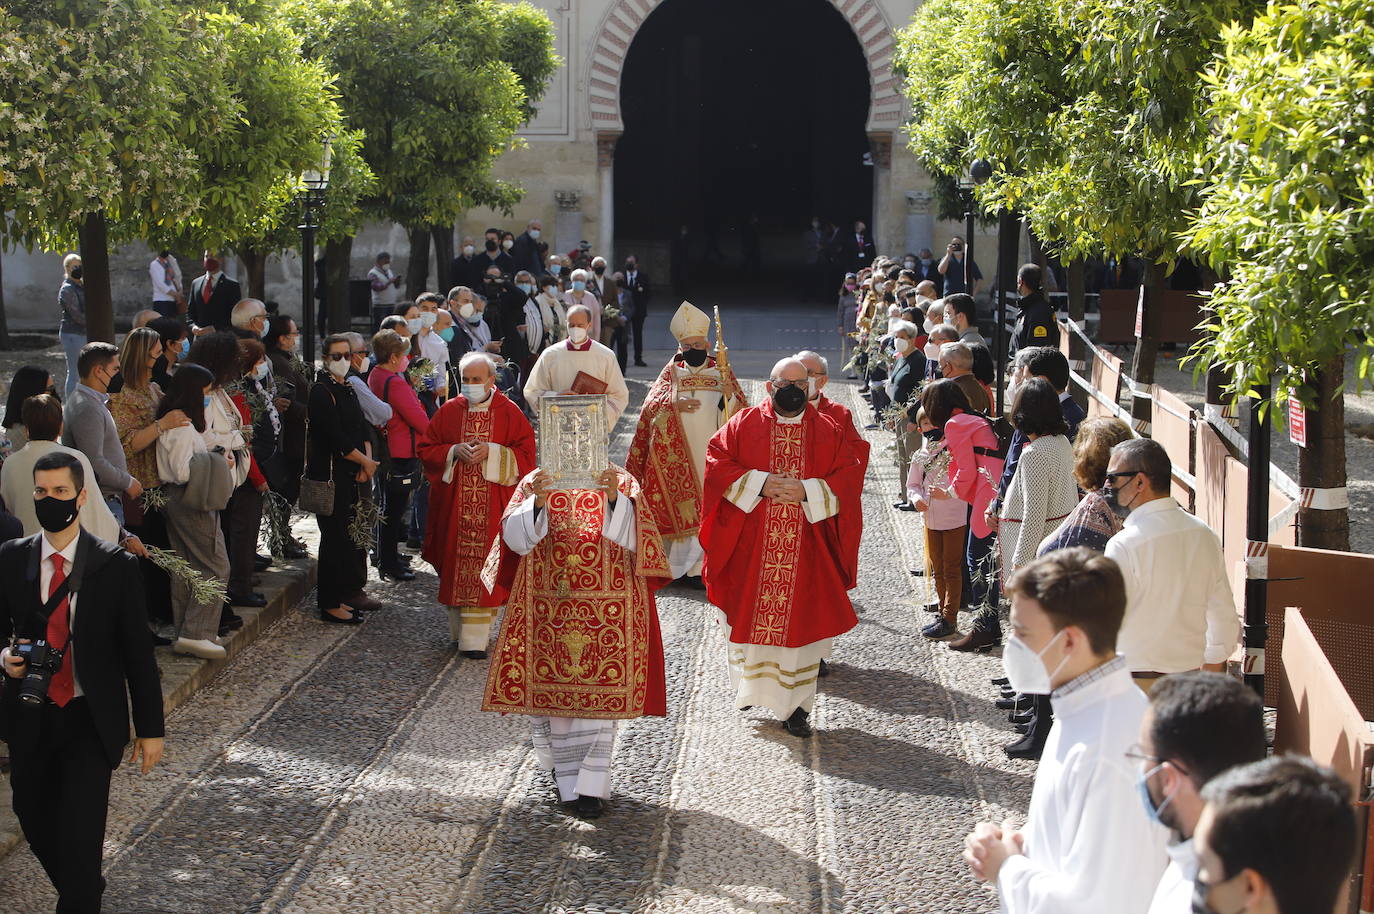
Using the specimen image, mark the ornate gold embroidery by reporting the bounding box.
[447,409,493,605]
[750,422,804,646]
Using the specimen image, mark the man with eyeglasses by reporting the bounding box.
[626,303,746,589]
[1101,439,1237,693]
[700,357,861,738]
[1133,672,1266,914]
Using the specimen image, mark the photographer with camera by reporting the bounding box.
[938,235,984,296]
[0,450,164,913]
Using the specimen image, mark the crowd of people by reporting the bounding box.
[0,236,1357,914]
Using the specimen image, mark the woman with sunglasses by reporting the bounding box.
[307,334,380,623]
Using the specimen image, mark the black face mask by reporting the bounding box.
[593,265,606,275]
[1102,482,1132,519]
[922,428,943,442]
[772,385,807,413]
[484,240,498,252]
[34,494,79,534]
[70,266,83,281]
[679,348,708,367]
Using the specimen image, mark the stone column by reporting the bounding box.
[553,190,583,259]
[868,132,893,254]
[596,132,620,263]
[904,189,934,258]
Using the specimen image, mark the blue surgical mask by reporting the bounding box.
[1137,762,1179,829]
[438,327,455,343]
[202,395,212,409]
[465,313,482,326]
[420,311,438,328]
[549,264,561,275]
[517,283,532,295]
[571,281,586,292]
[174,338,188,356]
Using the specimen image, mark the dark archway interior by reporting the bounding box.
[616,0,872,287]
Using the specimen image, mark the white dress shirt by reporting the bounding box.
[996,659,1168,913]
[150,257,178,302]
[1146,839,1197,914]
[1104,497,1238,673]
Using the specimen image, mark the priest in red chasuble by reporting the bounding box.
[481,464,669,819]
[700,357,862,738]
[417,352,535,657]
[626,302,746,586]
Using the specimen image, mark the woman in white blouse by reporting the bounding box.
[156,363,231,660]
[997,378,1079,578]
[562,269,602,342]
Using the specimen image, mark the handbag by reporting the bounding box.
[380,375,422,489]
[298,386,336,516]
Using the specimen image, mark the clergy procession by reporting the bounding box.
[0,249,1358,914]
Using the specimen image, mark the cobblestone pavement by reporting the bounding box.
[0,371,1035,914]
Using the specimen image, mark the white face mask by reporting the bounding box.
[924,341,941,360]
[894,337,911,355]
[327,355,350,379]
[458,302,476,320]
[528,229,541,240]
[461,382,490,404]
[1001,630,1069,695]
[568,326,589,344]
[502,239,514,251]
[462,244,475,256]
[406,317,422,334]
[253,361,270,380]
[420,311,438,328]
[923,318,934,333]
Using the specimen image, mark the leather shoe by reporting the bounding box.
[576,795,605,818]
[347,592,383,613]
[461,649,488,660]
[1014,722,1031,735]
[320,608,364,625]
[893,501,915,511]
[995,694,1033,711]
[1009,708,1034,725]
[380,566,416,583]
[173,637,227,659]
[817,659,830,678]
[677,574,705,590]
[228,592,267,608]
[785,707,813,738]
[254,554,272,571]
[949,629,1002,653]
[151,632,172,647]
[991,676,1010,686]
[909,568,925,576]
[283,542,309,559]
[921,619,956,640]
[1004,728,1048,760]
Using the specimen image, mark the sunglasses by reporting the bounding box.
[326,352,350,362]
[1103,470,1141,484]
[769,379,808,390]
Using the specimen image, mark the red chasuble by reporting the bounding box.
[480,468,670,719]
[814,394,870,579]
[416,391,535,607]
[700,400,862,648]
[625,357,746,544]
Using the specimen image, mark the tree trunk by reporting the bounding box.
[1066,258,1087,412]
[325,236,353,339]
[0,240,11,349]
[78,211,115,342]
[405,225,430,298]
[240,245,269,301]
[1128,259,1166,425]
[1297,356,1350,550]
[431,223,454,293]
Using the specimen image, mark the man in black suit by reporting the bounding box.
[838,220,877,273]
[187,250,242,332]
[622,254,651,367]
[0,451,164,914]
[509,220,546,277]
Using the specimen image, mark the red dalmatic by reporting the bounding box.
[700,400,862,648]
[417,392,535,607]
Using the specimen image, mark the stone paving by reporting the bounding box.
[0,369,1036,913]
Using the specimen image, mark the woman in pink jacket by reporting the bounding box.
[919,379,1006,651]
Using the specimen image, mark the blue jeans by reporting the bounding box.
[60,330,86,396]
[105,493,125,529]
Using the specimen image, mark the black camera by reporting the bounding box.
[14,640,65,705]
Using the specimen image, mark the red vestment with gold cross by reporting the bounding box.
[416,391,535,607]
[700,400,862,648]
[625,358,746,545]
[480,468,670,719]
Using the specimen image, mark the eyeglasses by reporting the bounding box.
[1123,745,1162,765]
[768,379,808,390]
[681,342,708,351]
[326,352,350,362]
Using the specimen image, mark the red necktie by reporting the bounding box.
[202,276,213,304]
[45,554,74,707]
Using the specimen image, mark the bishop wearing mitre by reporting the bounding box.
[481,464,670,819]
[700,357,863,738]
[625,302,746,586]
[417,352,536,656]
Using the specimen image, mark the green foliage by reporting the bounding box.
[289,0,558,228]
[1182,0,1374,405]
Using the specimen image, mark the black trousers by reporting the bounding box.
[379,459,417,572]
[8,698,113,914]
[631,310,647,363]
[220,482,264,596]
[128,505,173,625]
[315,471,365,610]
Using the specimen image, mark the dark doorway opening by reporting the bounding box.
[616,0,871,301]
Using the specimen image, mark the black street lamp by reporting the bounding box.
[298,136,333,369]
[960,159,996,402]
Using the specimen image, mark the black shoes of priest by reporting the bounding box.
[677,574,705,590]
[461,649,488,660]
[817,659,830,678]
[785,707,813,738]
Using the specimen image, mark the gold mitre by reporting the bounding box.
[670,301,711,342]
